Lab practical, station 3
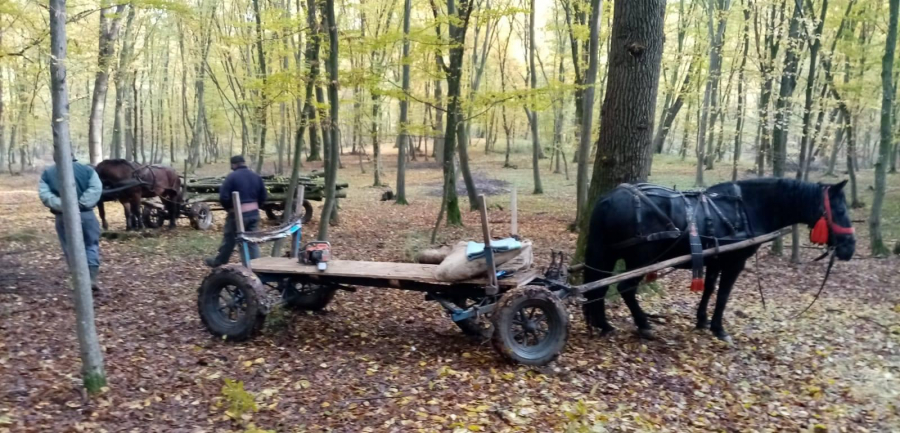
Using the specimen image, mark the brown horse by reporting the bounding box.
[96,159,182,230]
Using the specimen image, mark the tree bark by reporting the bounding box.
[252,0,269,173]
[112,6,137,160]
[870,0,899,256]
[528,0,543,194]
[696,0,731,185]
[733,0,750,181]
[48,0,107,394]
[88,2,128,165]
[318,0,341,240]
[575,0,666,263]
[395,0,411,204]
[575,0,602,226]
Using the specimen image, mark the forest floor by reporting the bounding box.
[1,148,899,433]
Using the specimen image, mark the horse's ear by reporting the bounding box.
[833,180,848,192]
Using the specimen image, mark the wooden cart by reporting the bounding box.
[196,190,788,366]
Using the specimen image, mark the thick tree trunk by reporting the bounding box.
[48,0,107,394]
[870,0,898,256]
[575,0,665,263]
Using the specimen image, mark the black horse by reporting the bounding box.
[582,178,856,343]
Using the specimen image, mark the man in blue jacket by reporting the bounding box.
[38,154,104,291]
[205,155,267,267]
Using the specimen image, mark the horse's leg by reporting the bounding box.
[709,259,747,345]
[121,199,132,231]
[132,197,143,230]
[582,253,617,336]
[618,277,654,339]
[98,200,108,231]
[696,262,721,330]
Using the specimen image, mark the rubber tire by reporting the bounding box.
[142,206,164,229]
[490,286,569,366]
[198,266,266,341]
[282,282,336,311]
[266,200,313,224]
[190,202,214,230]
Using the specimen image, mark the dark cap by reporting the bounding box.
[230,155,246,165]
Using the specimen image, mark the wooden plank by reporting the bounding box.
[575,228,792,294]
[250,257,528,288]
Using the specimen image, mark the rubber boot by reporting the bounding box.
[88,266,101,292]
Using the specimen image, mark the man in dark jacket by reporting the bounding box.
[205,155,267,267]
[39,154,104,291]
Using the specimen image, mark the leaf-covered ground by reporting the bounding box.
[1,152,898,432]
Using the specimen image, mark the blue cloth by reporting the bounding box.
[55,211,101,268]
[219,166,267,212]
[465,238,522,261]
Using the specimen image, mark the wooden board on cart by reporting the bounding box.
[250,257,537,289]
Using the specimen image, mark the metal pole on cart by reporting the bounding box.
[291,187,305,259]
[478,195,499,295]
[232,191,252,268]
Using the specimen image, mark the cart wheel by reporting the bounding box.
[264,204,284,221]
[190,202,214,230]
[198,265,266,341]
[301,200,314,224]
[491,286,569,366]
[448,297,492,340]
[142,205,166,229]
[281,280,336,311]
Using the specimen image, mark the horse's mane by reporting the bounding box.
[733,177,823,222]
[99,158,140,169]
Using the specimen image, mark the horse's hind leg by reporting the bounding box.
[710,259,747,345]
[582,286,616,336]
[618,277,654,339]
[696,263,721,330]
[121,200,133,231]
[98,200,108,231]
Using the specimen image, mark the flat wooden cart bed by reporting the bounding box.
[197,190,789,366]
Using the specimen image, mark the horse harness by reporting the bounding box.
[612,183,753,292]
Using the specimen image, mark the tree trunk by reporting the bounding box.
[771,2,803,255]
[252,0,269,173]
[318,0,340,240]
[396,0,410,205]
[112,7,137,160]
[575,0,602,226]
[528,0,543,194]
[733,0,750,181]
[870,0,898,256]
[88,2,128,165]
[697,0,731,185]
[48,0,107,394]
[792,0,827,263]
[575,0,665,263]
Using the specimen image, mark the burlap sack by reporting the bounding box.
[497,242,533,273]
[415,245,453,264]
[434,240,532,282]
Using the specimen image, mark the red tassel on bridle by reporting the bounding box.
[809,217,829,244]
[690,278,704,292]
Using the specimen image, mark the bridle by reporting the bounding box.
[809,186,855,245]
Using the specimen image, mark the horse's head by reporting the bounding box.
[816,180,855,261]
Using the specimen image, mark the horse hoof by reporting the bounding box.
[637,328,656,340]
[715,333,734,346]
[600,326,617,337]
[695,322,709,331]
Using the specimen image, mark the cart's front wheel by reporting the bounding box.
[491,286,569,366]
[190,202,214,230]
[198,266,266,341]
[142,205,166,229]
